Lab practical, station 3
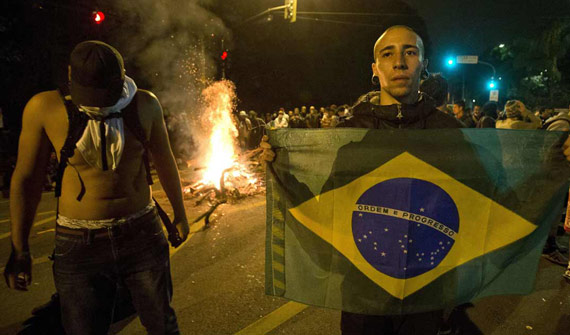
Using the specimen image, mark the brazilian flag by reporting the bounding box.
[265,128,570,315]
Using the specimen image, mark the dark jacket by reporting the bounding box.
[338,91,463,333]
[476,116,496,128]
[338,90,463,333]
[338,91,464,130]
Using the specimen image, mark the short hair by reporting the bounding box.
[454,100,465,109]
[482,101,498,119]
[420,74,448,106]
[373,25,425,60]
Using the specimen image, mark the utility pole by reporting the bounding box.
[462,70,465,101]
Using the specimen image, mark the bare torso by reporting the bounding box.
[41,90,156,219]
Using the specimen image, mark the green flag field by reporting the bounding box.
[265,128,570,315]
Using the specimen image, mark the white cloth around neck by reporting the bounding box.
[76,76,137,170]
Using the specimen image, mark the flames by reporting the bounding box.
[199,80,239,189]
[191,80,261,195]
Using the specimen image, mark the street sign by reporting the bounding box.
[489,90,499,102]
[456,55,479,64]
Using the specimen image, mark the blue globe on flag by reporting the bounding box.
[352,178,460,279]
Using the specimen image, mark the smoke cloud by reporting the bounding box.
[102,0,233,160]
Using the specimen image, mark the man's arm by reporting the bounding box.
[6,93,52,290]
[145,92,189,240]
[523,108,542,128]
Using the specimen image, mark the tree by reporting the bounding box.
[507,20,570,107]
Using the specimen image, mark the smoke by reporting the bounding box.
[102,0,233,160]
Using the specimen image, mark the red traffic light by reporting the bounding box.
[93,11,105,24]
[220,51,228,60]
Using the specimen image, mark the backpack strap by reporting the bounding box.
[122,94,153,186]
[56,86,88,201]
[121,94,183,247]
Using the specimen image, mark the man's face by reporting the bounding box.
[473,105,480,115]
[452,104,461,115]
[372,28,426,103]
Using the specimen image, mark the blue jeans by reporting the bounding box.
[53,210,179,335]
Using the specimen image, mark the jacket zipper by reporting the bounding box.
[397,105,403,129]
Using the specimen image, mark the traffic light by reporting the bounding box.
[445,57,455,67]
[284,0,297,23]
[220,51,228,61]
[488,80,496,89]
[92,11,105,24]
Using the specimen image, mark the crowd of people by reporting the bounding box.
[419,73,570,132]
[4,24,570,335]
[234,104,353,150]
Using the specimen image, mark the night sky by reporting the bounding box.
[2,0,570,128]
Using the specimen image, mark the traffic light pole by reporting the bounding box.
[221,38,226,79]
[477,60,496,79]
[240,0,297,25]
[462,70,465,101]
[242,5,289,25]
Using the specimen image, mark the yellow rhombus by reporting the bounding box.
[288,152,537,299]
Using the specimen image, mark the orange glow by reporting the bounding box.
[195,81,259,192]
[197,81,237,189]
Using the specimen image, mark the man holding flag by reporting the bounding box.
[336,25,463,335]
[262,25,570,335]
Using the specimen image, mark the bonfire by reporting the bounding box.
[182,81,265,225]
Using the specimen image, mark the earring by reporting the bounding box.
[421,68,430,80]
[371,75,379,85]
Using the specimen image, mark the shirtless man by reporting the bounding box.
[4,41,189,334]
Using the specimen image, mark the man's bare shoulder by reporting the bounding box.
[135,89,162,119]
[23,90,64,121]
[136,89,160,108]
[27,90,62,110]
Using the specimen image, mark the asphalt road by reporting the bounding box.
[0,188,569,335]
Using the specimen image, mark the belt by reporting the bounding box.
[55,209,157,241]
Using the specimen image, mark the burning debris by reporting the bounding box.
[181,81,265,226]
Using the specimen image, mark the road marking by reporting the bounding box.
[37,228,56,235]
[0,216,56,240]
[0,210,55,224]
[233,302,308,335]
